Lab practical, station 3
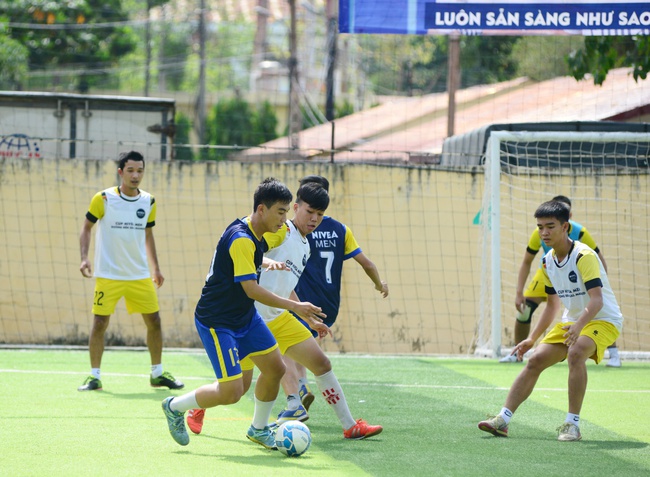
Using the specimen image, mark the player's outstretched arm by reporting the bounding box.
[513,293,560,360]
[241,280,326,323]
[262,257,289,271]
[353,252,388,298]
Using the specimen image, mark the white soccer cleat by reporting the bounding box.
[499,354,522,363]
[557,422,581,442]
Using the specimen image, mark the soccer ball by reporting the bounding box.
[275,420,312,457]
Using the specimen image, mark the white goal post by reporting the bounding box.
[477,130,650,359]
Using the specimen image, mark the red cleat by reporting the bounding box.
[343,419,383,440]
[187,408,205,435]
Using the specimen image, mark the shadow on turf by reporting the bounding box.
[579,440,648,450]
[167,432,331,468]
[191,421,383,452]
[478,433,649,450]
[97,389,186,400]
[180,450,326,469]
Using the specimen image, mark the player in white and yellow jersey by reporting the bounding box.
[186,182,383,440]
[78,151,183,392]
[501,194,620,366]
[479,200,623,442]
[285,175,389,413]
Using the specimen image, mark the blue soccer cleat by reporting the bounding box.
[246,425,278,450]
[162,397,189,446]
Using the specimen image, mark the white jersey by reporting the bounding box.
[89,187,155,280]
[255,220,310,322]
[542,240,623,331]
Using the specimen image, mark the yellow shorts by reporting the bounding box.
[240,310,313,371]
[524,267,548,299]
[540,320,620,364]
[92,277,159,315]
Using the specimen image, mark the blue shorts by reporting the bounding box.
[241,310,313,371]
[195,312,278,383]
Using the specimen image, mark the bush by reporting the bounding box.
[204,96,278,160]
[173,112,193,161]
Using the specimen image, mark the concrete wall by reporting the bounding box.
[1,157,648,354]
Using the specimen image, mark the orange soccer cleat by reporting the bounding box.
[343,419,383,440]
[187,408,205,435]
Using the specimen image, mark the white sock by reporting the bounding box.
[252,396,276,430]
[566,413,580,426]
[286,394,300,411]
[91,368,101,380]
[499,407,513,425]
[314,370,356,430]
[298,377,309,388]
[169,390,199,413]
[151,364,163,378]
[609,347,619,358]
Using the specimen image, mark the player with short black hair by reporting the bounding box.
[281,175,389,417]
[500,194,621,365]
[160,177,324,449]
[78,150,183,392]
[186,181,383,440]
[479,199,624,441]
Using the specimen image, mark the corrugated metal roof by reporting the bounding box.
[240,68,650,162]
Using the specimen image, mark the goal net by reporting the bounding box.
[477,130,650,359]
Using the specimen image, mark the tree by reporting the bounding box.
[512,36,584,81]
[459,36,519,88]
[0,35,29,89]
[158,23,191,91]
[1,0,137,92]
[567,36,650,85]
[204,96,279,161]
[357,35,519,95]
[173,112,194,161]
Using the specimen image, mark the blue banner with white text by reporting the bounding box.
[339,0,650,35]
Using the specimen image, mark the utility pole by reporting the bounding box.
[250,0,269,93]
[197,0,207,157]
[447,34,460,137]
[144,0,152,96]
[288,0,300,151]
[158,2,167,92]
[325,0,337,121]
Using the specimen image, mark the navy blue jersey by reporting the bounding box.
[195,218,268,329]
[294,216,361,324]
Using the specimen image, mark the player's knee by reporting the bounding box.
[142,312,161,328]
[516,299,539,324]
[222,392,242,405]
[309,356,332,376]
[566,341,592,366]
[265,360,286,381]
[91,315,110,332]
[221,386,244,405]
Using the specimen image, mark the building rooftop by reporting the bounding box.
[238,68,650,163]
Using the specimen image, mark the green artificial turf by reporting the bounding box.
[1,349,648,477]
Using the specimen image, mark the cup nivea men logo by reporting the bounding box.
[136,208,146,219]
[568,271,578,283]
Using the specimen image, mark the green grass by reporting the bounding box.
[1,349,649,477]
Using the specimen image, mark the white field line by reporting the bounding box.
[1,368,649,393]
